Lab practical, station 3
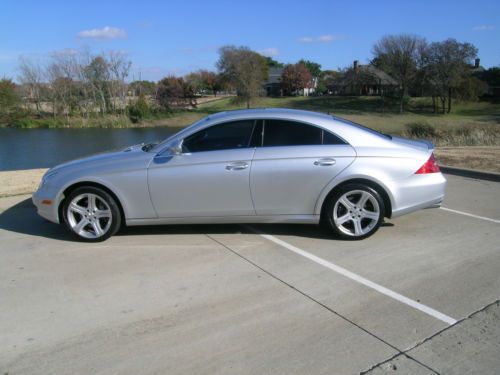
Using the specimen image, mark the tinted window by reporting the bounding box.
[263,120,346,147]
[263,120,321,147]
[323,130,346,145]
[182,120,255,153]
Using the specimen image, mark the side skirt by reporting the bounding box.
[126,214,320,226]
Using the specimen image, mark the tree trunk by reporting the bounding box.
[447,88,452,114]
[432,96,436,114]
[441,97,446,114]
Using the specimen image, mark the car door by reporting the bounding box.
[148,120,257,217]
[250,119,356,215]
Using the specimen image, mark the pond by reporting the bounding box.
[0,127,181,171]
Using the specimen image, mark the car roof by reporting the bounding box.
[154,108,394,151]
[204,107,334,122]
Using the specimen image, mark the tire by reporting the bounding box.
[323,183,385,240]
[62,186,121,242]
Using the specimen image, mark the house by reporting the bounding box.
[264,67,283,97]
[263,67,317,97]
[334,60,398,96]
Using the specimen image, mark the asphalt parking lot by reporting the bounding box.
[1,174,499,375]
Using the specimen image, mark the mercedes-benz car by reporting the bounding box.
[33,108,446,242]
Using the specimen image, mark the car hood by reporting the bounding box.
[47,144,151,175]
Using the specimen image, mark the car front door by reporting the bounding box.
[250,119,356,215]
[148,120,257,217]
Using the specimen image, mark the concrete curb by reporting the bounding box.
[441,165,500,182]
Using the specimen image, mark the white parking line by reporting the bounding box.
[246,226,458,325]
[440,207,500,224]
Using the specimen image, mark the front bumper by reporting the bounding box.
[32,188,61,224]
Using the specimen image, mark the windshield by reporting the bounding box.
[148,117,208,152]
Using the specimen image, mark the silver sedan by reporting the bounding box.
[33,108,446,242]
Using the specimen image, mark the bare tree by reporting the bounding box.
[217,46,268,108]
[18,56,45,114]
[84,56,110,115]
[373,34,426,112]
[426,39,478,113]
[107,51,132,114]
[47,50,80,119]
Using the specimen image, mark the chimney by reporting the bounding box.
[474,58,480,68]
[353,60,359,72]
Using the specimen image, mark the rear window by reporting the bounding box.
[332,116,392,140]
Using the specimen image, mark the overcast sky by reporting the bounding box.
[1,0,499,81]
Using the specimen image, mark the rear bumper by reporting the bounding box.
[390,172,446,218]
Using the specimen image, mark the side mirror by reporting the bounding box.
[168,139,183,155]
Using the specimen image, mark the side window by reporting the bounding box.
[263,120,322,147]
[182,120,255,153]
[323,130,347,145]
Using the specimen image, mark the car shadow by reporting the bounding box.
[0,197,394,242]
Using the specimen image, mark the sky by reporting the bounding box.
[1,0,499,81]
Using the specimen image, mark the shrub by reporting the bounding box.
[127,93,150,123]
[404,122,438,139]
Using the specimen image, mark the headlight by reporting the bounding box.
[38,171,58,189]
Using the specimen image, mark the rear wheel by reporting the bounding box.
[324,183,385,240]
[62,186,121,242]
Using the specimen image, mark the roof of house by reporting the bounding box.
[265,67,283,85]
[338,65,398,86]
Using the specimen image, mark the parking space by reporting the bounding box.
[0,174,499,374]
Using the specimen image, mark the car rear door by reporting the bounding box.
[250,119,356,215]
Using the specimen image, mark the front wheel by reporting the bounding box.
[62,186,121,242]
[324,184,385,240]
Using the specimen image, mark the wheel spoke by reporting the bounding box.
[91,221,104,236]
[69,202,86,216]
[357,192,370,208]
[74,218,88,234]
[353,219,364,235]
[362,210,379,221]
[95,209,111,219]
[339,196,354,210]
[87,194,97,211]
[336,213,351,225]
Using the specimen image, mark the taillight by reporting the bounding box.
[415,153,440,174]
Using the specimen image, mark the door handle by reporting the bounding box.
[225,162,249,171]
[314,158,336,166]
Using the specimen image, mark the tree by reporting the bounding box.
[129,80,157,97]
[317,70,341,95]
[298,59,322,80]
[84,56,111,115]
[157,76,194,109]
[0,78,20,120]
[263,56,284,68]
[280,63,313,95]
[18,57,45,114]
[107,51,132,114]
[478,67,500,88]
[217,46,268,108]
[426,39,478,113]
[372,34,426,112]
